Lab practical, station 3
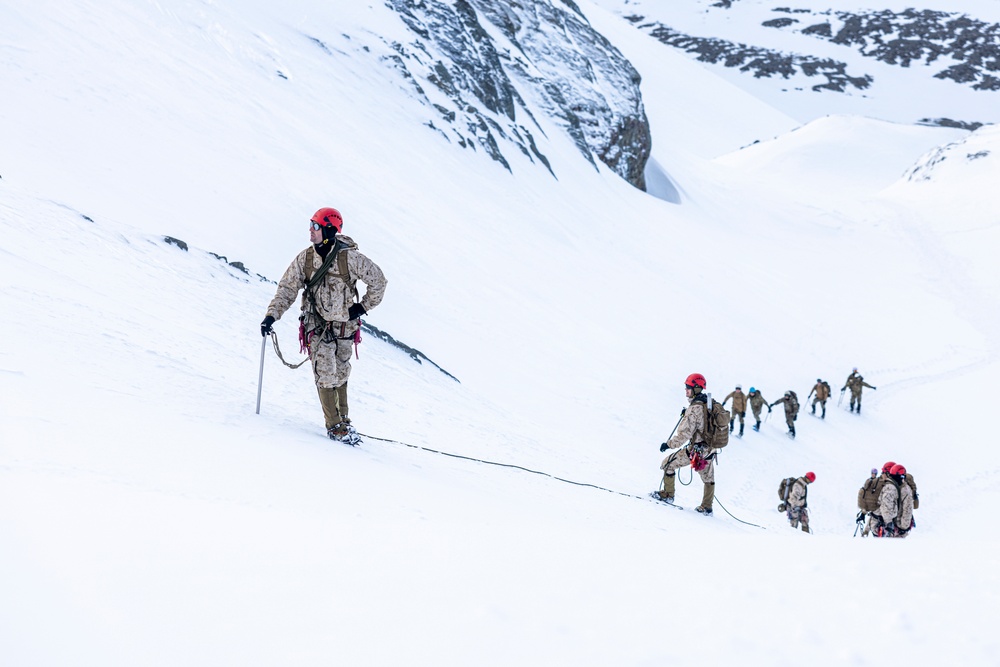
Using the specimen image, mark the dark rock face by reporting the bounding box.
[382,0,650,189]
[763,8,1000,92]
[627,18,872,92]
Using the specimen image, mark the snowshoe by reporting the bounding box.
[328,422,362,447]
[695,506,713,516]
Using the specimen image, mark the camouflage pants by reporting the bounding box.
[660,446,715,490]
[730,410,745,425]
[849,389,863,409]
[865,512,896,537]
[787,506,809,532]
[811,397,827,411]
[310,320,358,390]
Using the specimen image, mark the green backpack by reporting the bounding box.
[857,477,880,512]
[787,390,799,416]
[778,477,797,502]
[704,396,731,449]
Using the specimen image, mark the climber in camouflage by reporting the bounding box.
[261,207,387,442]
[656,373,716,515]
[842,368,876,414]
[747,387,770,432]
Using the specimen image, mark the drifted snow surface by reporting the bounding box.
[2,1,999,665]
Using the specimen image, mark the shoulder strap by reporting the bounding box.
[304,246,316,282]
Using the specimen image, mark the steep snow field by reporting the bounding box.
[2,1,999,665]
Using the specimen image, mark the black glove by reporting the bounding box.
[348,303,367,320]
[873,386,877,390]
[260,315,275,337]
[659,442,669,453]
[856,511,865,523]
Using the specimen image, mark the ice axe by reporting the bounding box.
[255,335,267,414]
[658,409,686,452]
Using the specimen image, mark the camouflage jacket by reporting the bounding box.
[877,475,899,524]
[724,390,747,412]
[666,395,708,450]
[771,395,799,417]
[748,391,769,411]
[843,372,874,392]
[266,235,387,325]
[788,477,809,509]
[809,382,831,401]
[897,479,914,530]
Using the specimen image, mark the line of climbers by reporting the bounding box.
[651,371,908,536]
[857,462,918,538]
[254,210,900,536]
[715,369,877,441]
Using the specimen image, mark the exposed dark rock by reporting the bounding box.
[381,0,650,189]
[164,236,189,251]
[918,117,985,131]
[632,20,872,92]
[763,8,1000,91]
[361,321,460,383]
[763,18,798,29]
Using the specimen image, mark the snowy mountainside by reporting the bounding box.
[592,0,1000,125]
[3,1,1000,665]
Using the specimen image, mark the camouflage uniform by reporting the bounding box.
[870,475,899,537]
[266,235,387,430]
[897,478,914,535]
[747,390,770,430]
[658,395,715,512]
[786,477,810,532]
[842,371,875,413]
[723,388,747,435]
[808,380,831,418]
[769,393,799,438]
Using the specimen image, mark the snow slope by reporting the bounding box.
[2,1,1000,665]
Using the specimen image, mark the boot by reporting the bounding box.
[789,424,796,439]
[739,422,744,437]
[657,472,676,502]
[317,386,341,430]
[821,406,826,419]
[811,405,816,415]
[856,403,861,414]
[696,483,715,515]
[753,420,760,432]
[729,419,734,433]
[850,404,855,413]
[335,381,349,420]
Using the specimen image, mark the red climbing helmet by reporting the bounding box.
[890,464,907,476]
[311,207,343,232]
[685,373,706,390]
[882,461,896,474]
[805,472,816,482]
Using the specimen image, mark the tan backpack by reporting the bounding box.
[857,477,880,512]
[704,395,731,449]
[904,472,919,509]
